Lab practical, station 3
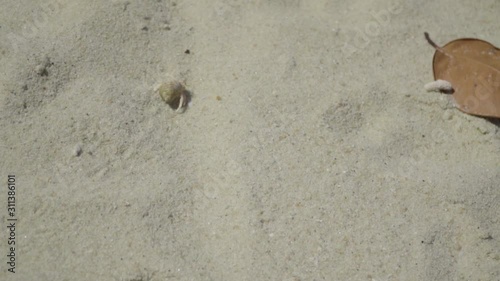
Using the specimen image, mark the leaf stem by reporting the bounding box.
[424,32,451,58]
[424,32,440,49]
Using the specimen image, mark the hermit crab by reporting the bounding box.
[155,81,190,112]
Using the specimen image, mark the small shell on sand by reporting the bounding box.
[424,79,453,92]
[155,81,188,111]
[73,144,83,157]
[157,81,183,103]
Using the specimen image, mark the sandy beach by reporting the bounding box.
[1,0,499,280]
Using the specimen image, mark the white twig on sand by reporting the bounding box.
[424,79,453,92]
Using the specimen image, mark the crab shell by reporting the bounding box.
[158,81,186,105]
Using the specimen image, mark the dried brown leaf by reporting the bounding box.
[425,32,500,118]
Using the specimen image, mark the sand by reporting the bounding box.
[1,0,499,280]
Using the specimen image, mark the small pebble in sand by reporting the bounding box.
[73,144,83,157]
[155,81,189,112]
[424,79,453,92]
[35,56,50,76]
[35,64,48,76]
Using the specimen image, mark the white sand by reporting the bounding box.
[1,0,499,280]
